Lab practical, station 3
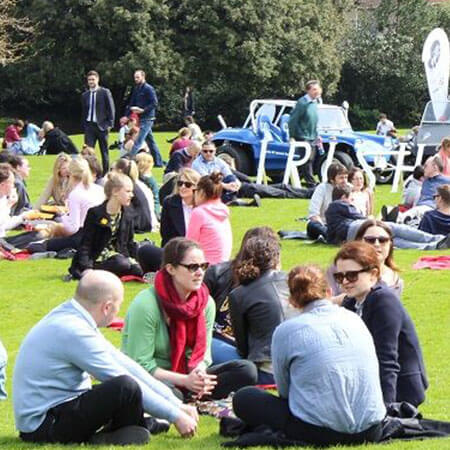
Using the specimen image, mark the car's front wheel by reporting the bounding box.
[217,142,253,175]
[317,150,354,181]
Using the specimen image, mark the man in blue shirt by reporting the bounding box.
[192,140,241,202]
[13,270,198,445]
[126,70,164,166]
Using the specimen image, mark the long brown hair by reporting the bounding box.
[354,219,399,272]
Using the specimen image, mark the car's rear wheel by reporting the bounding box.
[318,151,354,181]
[217,143,253,175]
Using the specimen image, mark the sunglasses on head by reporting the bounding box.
[333,267,373,284]
[433,194,441,199]
[177,180,195,189]
[202,149,215,154]
[363,236,390,245]
[178,262,210,273]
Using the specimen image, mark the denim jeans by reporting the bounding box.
[212,337,241,365]
[131,119,163,166]
[306,220,328,240]
[0,340,7,400]
[347,220,444,250]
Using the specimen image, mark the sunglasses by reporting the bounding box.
[433,194,440,199]
[177,180,195,189]
[179,262,210,273]
[333,267,373,284]
[363,236,390,245]
[202,149,215,154]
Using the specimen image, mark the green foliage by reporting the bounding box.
[0,132,449,449]
[337,0,440,126]
[0,0,352,128]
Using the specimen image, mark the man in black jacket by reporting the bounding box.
[81,71,115,175]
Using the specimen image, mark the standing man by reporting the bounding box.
[81,71,115,176]
[376,113,397,138]
[288,80,322,188]
[126,70,164,166]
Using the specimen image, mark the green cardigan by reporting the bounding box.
[288,95,319,141]
[121,286,215,374]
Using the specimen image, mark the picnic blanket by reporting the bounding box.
[413,255,450,270]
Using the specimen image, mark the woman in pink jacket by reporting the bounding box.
[186,172,232,264]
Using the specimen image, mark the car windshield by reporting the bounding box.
[318,108,351,131]
[421,101,450,123]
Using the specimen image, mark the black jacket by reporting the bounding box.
[325,200,366,244]
[160,194,185,246]
[132,183,152,233]
[343,283,428,406]
[70,201,138,279]
[81,86,115,131]
[40,128,78,155]
[229,270,288,365]
[204,261,233,311]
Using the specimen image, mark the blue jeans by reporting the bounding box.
[307,220,327,240]
[131,119,164,166]
[0,340,7,400]
[347,220,444,250]
[212,337,241,365]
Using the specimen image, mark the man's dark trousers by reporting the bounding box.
[19,375,146,444]
[85,122,110,175]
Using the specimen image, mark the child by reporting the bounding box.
[118,117,137,156]
[135,152,160,218]
[348,167,373,216]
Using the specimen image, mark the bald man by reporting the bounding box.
[13,270,198,446]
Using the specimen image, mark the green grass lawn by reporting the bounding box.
[0,132,449,449]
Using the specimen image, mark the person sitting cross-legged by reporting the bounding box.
[122,238,257,401]
[232,265,386,446]
[13,270,199,446]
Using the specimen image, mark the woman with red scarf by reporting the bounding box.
[122,237,257,400]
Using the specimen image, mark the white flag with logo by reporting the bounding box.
[422,28,450,120]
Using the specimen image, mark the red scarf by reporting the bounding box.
[154,269,209,374]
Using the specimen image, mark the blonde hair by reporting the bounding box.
[104,172,131,199]
[81,145,96,157]
[69,157,93,188]
[178,127,192,138]
[53,153,71,184]
[174,168,201,194]
[136,152,154,177]
[41,121,54,135]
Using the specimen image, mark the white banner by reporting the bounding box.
[422,28,450,120]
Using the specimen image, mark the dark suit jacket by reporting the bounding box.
[160,194,185,246]
[343,283,428,406]
[81,86,115,131]
[70,201,138,279]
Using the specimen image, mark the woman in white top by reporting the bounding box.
[349,168,373,216]
[184,116,203,142]
[28,158,104,253]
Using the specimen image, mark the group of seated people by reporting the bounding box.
[2,119,78,155]
[3,220,429,446]
[0,128,449,447]
[305,156,450,249]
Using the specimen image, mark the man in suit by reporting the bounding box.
[82,71,115,175]
[125,70,164,166]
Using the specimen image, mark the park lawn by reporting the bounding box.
[0,132,449,450]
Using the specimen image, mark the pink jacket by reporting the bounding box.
[438,149,450,176]
[186,199,232,264]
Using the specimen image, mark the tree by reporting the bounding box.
[170,0,352,126]
[0,0,34,65]
[0,0,181,125]
[337,0,440,128]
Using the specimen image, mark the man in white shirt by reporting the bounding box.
[376,113,396,137]
[13,270,198,446]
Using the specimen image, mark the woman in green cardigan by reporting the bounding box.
[122,237,257,400]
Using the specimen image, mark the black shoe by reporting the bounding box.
[89,425,150,446]
[144,417,170,435]
[437,233,450,250]
[26,241,48,254]
[56,248,76,259]
[385,206,400,223]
